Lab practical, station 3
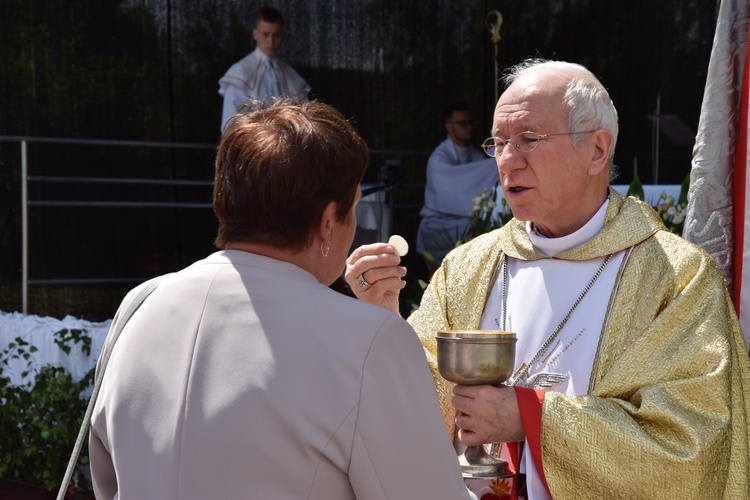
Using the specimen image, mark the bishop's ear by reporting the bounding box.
[588,129,614,175]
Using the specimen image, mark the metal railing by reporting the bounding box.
[1,135,429,315]
[2,135,217,314]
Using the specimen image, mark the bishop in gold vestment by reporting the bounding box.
[345,57,750,500]
[409,189,750,499]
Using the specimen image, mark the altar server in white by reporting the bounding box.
[218,6,310,132]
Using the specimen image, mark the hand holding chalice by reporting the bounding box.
[436,330,517,479]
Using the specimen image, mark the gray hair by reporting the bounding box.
[503,59,619,180]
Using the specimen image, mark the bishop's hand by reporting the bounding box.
[452,384,525,446]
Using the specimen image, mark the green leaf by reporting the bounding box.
[0,328,93,492]
[677,173,690,207]
[627,175,645,201]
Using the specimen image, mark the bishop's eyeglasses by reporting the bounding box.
[481,130,597,157]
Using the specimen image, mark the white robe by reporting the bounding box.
[218,47,311,132]
[416,137,499,265]
[479,200,622,500]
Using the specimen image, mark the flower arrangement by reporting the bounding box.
[654,193,687,235]
[627,173,689,236]
[460,182,513,244]
[410,183,511,312]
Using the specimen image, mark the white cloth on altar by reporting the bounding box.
[611,184,681,206]
[478,199,625,500]
[355,186,390,242]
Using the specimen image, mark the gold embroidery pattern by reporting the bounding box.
[409,189,750,498]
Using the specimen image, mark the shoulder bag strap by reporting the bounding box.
[56,275,166,500]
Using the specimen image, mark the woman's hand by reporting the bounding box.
[345,243,407,315]
[452,384,525,445]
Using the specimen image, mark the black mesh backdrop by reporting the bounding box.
[0,0,718,317]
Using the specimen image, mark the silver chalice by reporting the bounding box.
[436,330,517,479]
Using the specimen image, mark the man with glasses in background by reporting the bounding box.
[416,101,499,271]
[346,58,750,499]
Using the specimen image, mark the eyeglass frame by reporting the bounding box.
[481,130,598,157]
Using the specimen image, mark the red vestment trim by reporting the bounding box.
[515,386,550,496]
[733,21,750,319]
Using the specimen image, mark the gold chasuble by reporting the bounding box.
[408,188,750,499]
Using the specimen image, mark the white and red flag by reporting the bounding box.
[684,0,750,349]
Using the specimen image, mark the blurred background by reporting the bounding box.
[0,0,718,319]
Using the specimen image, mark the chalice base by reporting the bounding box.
[459,447,514,479]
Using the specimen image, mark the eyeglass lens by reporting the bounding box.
[482,130,596,157]
[482,131,544,156]
[482,132,542,157]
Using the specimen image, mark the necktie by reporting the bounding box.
[268,60,282,96]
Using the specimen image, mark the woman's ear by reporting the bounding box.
[318,201,337,241]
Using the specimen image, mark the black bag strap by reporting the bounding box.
[57,275,166,500]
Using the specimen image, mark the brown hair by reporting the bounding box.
[255,6,284,28]
[443,101,472,121]
[213,99,369,251]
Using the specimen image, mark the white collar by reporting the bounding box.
[526,198,610,257]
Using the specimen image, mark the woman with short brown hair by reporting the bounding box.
[89,99,472,499]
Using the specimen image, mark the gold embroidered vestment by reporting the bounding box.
[408,189,750,499]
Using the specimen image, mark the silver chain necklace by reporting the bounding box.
[503,253,614,386]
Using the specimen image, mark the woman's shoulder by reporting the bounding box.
[328,290,410,328]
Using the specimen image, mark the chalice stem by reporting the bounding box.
[463,445,500,465]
